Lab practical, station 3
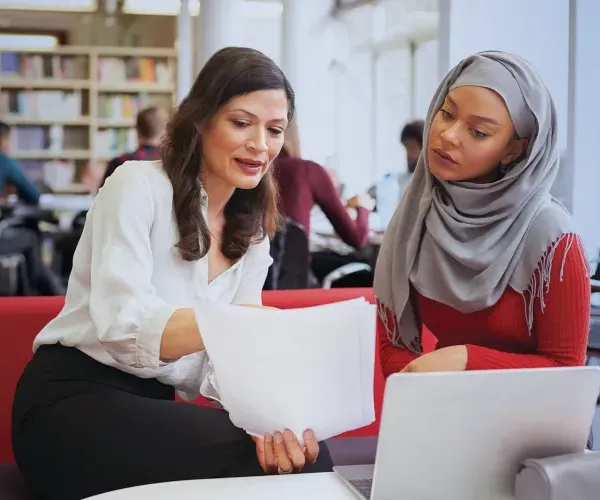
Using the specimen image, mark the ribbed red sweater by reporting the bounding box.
[379,236,591,377]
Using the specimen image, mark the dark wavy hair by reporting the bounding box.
[400,120,425,147]
[161,47,295,262]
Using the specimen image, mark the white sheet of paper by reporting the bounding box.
[196,298,376,443]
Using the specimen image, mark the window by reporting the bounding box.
[0,0,96,11]
[0,34,59,50]
[122,0,282,18]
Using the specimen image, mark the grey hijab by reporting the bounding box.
[374,51,581,353]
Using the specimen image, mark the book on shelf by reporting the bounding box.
[10,126,47,151]
[97,57,172,86]
[9,125,88,154]
[0,51,88,80]
[98,93,148,120]
[96,128,137,159]
[0,52,19,76]
[20,160,76,190]
[0,89,83,120]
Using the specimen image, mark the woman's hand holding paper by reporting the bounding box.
[253,429,319,474]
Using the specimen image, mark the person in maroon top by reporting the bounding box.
[274,123,372,285]
[101,106,168,187]
[276,153,369,249]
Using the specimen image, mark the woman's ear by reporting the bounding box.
[501,137,529,165]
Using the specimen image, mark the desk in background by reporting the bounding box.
[310,209,384,259]
[39,193,93,213]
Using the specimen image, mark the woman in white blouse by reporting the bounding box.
[12,47,332,500]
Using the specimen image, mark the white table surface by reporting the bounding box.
[39,193,94,212]
[85,472,359,500]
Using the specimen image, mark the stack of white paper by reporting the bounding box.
[197,298,376,443]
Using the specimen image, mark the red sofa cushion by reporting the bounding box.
[0,297,65,464]
[0,288,386,464]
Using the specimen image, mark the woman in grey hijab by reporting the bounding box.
[374,51,590,378]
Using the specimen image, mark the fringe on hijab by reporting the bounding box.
[378,233,591,347]
[522,233,590,334]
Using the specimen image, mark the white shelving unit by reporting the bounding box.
[0,45,177,191]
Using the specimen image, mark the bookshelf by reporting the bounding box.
[0,46,177,192]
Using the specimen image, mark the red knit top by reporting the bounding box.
[378,236,591,378]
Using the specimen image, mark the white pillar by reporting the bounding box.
[281,0,305,93]
[197,0,244,70]
[569,0,600,257]
[280,0,310,158]
[177,0,193,103]
[280,0,337,167]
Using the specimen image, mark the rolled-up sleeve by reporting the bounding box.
[88,163,178,368]
[231,237,273,306]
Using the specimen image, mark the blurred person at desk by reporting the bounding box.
[275,122,374,286]
[366,120,424,218]
[100,105,168,187]
[398,119,424,196]
[0,122,64,295]
[375,52,591,401]
[0,121,40,205]
[12,47,332,500]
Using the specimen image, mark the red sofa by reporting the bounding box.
[0,288,388,465]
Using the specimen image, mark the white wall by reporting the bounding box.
[439,0,570,153]
[284,0,337,169]
[413,38,438,119]
[330,6,377,194]
[570,0,600,257]
[278,0,372,193]
[245,16,282,65]
[191,12,282,72]
[374,45,412,180]
[285,2,425,194]
[437,0,600,259]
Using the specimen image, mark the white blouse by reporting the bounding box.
[34,160,273,400]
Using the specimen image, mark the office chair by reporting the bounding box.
[321,262,373,288]
[264,219,310,290]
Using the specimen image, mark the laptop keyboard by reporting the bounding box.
[349,478,373,499]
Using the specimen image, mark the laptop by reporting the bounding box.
[335,366,600,500]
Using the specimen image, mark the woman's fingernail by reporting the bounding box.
[283,429,294,442]
[274,432,283,444]
[304,429,314,440]
[265,433,272,443]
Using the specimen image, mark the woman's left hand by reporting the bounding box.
[401,345,468,373]
[253,429,319,474]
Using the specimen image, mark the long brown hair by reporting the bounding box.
[279,119,301,158]
[161,47,295,262]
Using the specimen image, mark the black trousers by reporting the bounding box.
[12,344,333,500]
